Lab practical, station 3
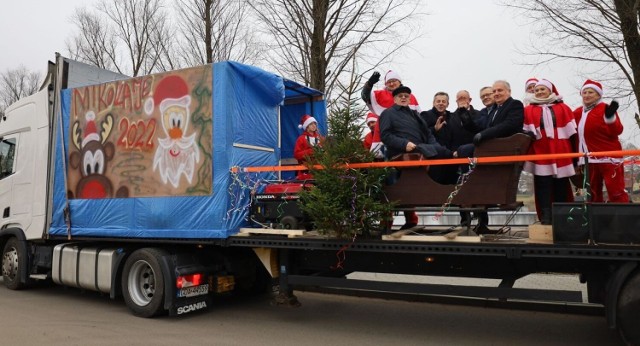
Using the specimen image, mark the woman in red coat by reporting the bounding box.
[574,79,629,203]
[294,114,323,180]
[523,79,576,224]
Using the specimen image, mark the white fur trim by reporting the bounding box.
[556,121,577,139]
[603,114,616,124]
[82,133,100,147]
[385,70,401,83]
[301,116,317,130]
[159,95,191,114]
[535,79,553,92]
[366,116,378,124]
[581,84,603,96]
[370,142,384,159]
[523,162,576,178]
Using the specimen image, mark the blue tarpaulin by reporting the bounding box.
[48,61,325,239]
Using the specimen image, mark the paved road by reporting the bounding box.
[0,279,620,346]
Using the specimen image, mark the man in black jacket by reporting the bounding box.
[380,85,452,231]
[380,86,451,159]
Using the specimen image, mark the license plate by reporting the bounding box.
[177,284,209,298]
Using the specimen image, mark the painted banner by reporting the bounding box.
[67,65,213,199]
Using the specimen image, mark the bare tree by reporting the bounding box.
[67,0,172,76]
[66,7,119,71]
[0,66,42,114]
[175,0,261,66]
[249,0,423,102]
[504,0,640,121]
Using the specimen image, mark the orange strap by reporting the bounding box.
[231,149,640,173]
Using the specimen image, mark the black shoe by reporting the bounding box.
[399,223,418,230]
[474,225,497,235]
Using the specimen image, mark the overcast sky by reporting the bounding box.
[1,0,638,144]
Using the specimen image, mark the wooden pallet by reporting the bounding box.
[237,227,307,238]
[382,226,481,242]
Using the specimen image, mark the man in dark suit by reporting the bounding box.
[455,80,523,156]
[472,80,524,145]
[454,80,524,233]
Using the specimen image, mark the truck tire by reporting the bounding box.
[617,269,640,345]
[2,237,26,290]
[122,248,168,317]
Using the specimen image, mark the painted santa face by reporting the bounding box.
[153,104,200,188]
[581,88,601,107]
[385,79,401,91]
[162,105,188,141]
[534,85,551,99]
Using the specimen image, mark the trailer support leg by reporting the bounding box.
[273,249,300,307]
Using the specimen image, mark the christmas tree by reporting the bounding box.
[299,87,392,238]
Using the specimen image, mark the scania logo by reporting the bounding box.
[177,301,207,314]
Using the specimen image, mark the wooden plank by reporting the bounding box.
[527,224,553,244]
[238,227,306,237]
[382,233,481,242]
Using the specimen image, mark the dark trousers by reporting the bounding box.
[533,175,572,224]
[455,143,487,227]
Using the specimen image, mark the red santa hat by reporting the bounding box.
[366,113,378,124]
[581,79,603,96]
[534,79,559,96]
[525,77,538,91]
[145,75,191,115]
[82,111,100,147]
[384,70,402,84]
[298,114,317,130]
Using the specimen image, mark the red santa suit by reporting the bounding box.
[363,113,378,150]
[294,115,323,180]
[574,80,628,203]
[367,71,421,160]
[523,88,576,178]
[522,79,576,223]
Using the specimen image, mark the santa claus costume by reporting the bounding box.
[362,70,421,159]
[361,71,420,229]
[294,114,323,180]
[523,79,576,224]
[522,77,538,106]
[363,113,378,150]
[573,79,629,203]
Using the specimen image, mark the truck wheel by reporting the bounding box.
[122,248,168,317]
[2,237,26,290]
[617,269,640,345]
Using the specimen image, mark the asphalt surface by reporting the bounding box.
[0,277,621,346]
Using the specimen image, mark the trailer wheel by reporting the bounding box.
[122,248,168,317]
[617,269,640,345]
[2,237,26,290]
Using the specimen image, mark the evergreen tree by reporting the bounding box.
[299,86,392,238]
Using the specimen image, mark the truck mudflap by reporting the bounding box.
[171,295,211,316]
[169,275,235,316]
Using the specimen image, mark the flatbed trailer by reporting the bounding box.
[219,231,640,344]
